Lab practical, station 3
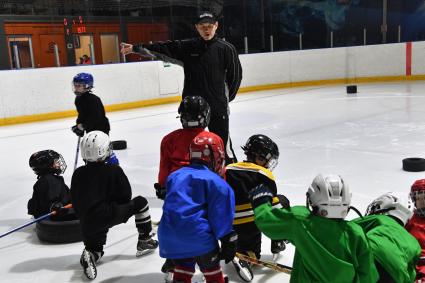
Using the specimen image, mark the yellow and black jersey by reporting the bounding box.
[225,162,281,226]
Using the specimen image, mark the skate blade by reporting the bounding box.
[272,253,280,262]
[84,266,97,280]
[164,271,173,283]
[136,248,155,257]
[82,251,97,280]
[193,275,228,283]
[232,258,253,282]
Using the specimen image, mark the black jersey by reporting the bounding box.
[27,174,71,218]
[225,162,281,226]
[135,36,242,115]
[75,91,110,134]
[70,162,131,235]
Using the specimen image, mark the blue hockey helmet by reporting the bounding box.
[72,73,94,94]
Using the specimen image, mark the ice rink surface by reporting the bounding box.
[1,81,425,282]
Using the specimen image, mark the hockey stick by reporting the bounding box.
[73,136,81,171]
[235,252,292,274]
[0,204,72,239]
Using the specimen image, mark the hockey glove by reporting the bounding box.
[50,202,68,217]
[106,152,119,165]
[154,183,166,200]
[71,124,85,137]
[271,240,286,254]
[249,184,274,209]
[219,231,238,264]
[277,194,290,209]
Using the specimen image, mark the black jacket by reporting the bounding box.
[75,91,110,134]
[135,36,242,115]
[70,162,131,235]
[27,174,72,218]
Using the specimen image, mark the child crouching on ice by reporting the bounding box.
[71,131,158,280]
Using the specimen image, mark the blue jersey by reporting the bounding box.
[158,164,235,259]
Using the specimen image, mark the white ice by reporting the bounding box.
[1,81,425,282]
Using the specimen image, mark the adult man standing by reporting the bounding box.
[121,12,242,164]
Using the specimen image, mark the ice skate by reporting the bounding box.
[136,233,158,257]
[80,249,103,280]
[271,240,286,262]
[232,257,253,282]
[164,270,173,283]
[161,259,175,283]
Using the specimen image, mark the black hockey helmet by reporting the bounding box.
[242,134,279,170]
[178,96,211,128]
[29,150,67,175]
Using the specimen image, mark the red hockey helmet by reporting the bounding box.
[189,132,225,176]
[411,179,425,194]
[411,179,425,216]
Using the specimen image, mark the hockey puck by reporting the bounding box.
[346,85,357,94]
[36,219,82,243]
[402,157,425,172]
[112,140,127,150]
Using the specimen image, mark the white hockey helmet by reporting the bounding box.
[307,174,351,219]
[365,192,413,225]
[80,131,111,162]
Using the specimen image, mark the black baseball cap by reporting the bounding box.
[196,12,217,24]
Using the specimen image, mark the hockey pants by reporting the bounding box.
[83,196,152,254]
[172,248,225,283]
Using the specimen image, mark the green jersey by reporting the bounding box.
[253,203,378,283]
[353,215,421,283]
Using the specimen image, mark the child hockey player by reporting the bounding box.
[27,150,75,221]
[155,95,210,278]
[353,192,420,283]
[158,131,237,283]
[250,174,379,283]
[71,72,110,137]
[71,131,158,280]
[225,134,288,281]
[406,179,425,282]
[155,95,210,199]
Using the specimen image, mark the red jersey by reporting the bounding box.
[158,127,205,187]
[406,213,425,280]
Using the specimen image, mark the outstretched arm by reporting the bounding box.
[121,40,185,62]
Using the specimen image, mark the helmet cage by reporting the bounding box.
[411,190,425,217]
[54,154,67,174]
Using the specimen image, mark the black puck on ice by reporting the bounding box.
[346,85,357,94]
[402,157,425,172]
[112,140,127,150]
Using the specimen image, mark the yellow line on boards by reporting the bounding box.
[1,74,425,127]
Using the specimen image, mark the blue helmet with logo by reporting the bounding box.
[72,73,94,94]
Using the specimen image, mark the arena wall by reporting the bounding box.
[0,41,424,125]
